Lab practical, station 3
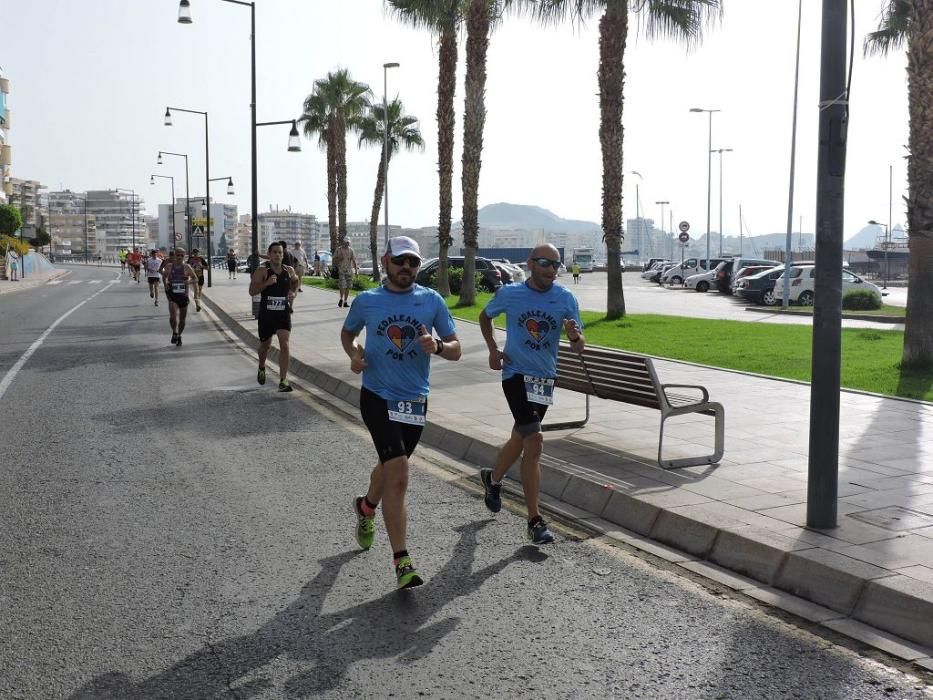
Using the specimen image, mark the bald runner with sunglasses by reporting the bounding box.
[478,244,585,545]
[341,236,461,590]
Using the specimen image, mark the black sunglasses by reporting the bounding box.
[390,255,421,267]
[531,257,561,269]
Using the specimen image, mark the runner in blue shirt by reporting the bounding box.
[341,236,461,589]
[479,243,585,544]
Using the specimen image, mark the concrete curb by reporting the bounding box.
[200,291,933,665]
[744,305,904,324]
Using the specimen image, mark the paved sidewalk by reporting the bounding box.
[0,268,70,295]
[202,277,933,666]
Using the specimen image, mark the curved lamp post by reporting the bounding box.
[690,107,720,270]
[158,150,190,251]
[151,174,176,246]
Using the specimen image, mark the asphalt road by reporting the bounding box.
[1,267,930,699]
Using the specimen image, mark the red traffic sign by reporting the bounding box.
[678,231,690,243]
[678,220,690,233]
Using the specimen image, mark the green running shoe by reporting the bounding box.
[278,379,293,393]
[395,556,424,590]
[353,496,376,550]
[257,367,266,385]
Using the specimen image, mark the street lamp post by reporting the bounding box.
[712,148,733,256]
[253,119,302,250]
[151,174,176,246]
[655,199,669,265]
[690,108,720,270]
[84,193,88,264]
[868,219,889,288]
[178,0,258,261]
[209,176,235,267]
[383,62,399,249]
[166,106,213,287]
[158,151,190,252]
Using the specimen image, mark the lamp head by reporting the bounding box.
[384,62,400,69]
[164,108,173,127]
[150,176,155,185]
[288,120,301,152]
[226,178,235,196]
[690,108,704,113]
[157,152,163,165]
[178,0,192,24]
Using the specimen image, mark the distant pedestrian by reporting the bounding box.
[292,242,308,292]
[226,249,238,279]
[342,236,461,589]
[571,262,580,284]
[478,244,585,545]
[313,253,322,277]
[9,256,18,281]
[246,251,260,275]
[96,254,102,267]
[333,238,358,308]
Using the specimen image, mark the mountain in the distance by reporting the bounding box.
[471,202,601,234]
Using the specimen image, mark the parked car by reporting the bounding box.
[771,264,884,306]
[729,264,779,293]
[734,266,787,305]
[684,262,725,293]
[491,258,525,283]
[640,260,671,281]
[642,257,668,272]
[647,262,677,283]
[416,256,502,292]
[660,257,729,286]
[713,257,775,294]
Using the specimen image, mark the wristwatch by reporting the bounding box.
[434,339,444,355]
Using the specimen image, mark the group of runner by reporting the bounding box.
[331,236,584,590]
[119,248,144,282]
[140,247,209,346]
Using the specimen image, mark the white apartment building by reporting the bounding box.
[260,208,320,253]
[0,70,10,203]
[342,220,402,265]
[157,198,236,256]
[84,190,146,254]
[7,177,47,228]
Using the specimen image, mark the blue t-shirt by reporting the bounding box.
[483,281,583,380]
[344,284,457,401]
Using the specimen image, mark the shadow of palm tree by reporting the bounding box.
[69,520,544,699]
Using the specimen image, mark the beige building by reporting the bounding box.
[7,177,47,228]
[49,190,97,256]
[0,70,10,203]
[260,208,320,254]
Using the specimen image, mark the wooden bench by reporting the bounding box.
[542,343,724,469]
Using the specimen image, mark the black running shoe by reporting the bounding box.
[480,468,502,513]
[527,518,555,545]
[171,333,178,345]
[176,335,182,346]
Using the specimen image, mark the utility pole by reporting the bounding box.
[807,0,849,529]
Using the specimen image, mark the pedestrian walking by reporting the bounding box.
[226,249,238,279]
[248,242,300,392]
[478,244,585,544]
[292,241,308,292]
[341,236,461,589]
[9,255,18,281]
[333,238,358,308]
[571,262,581,284]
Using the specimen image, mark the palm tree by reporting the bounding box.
[534,0,720,319]
[387,0,465,296]
[865,0,933,368]
[358,99,426,279]
[301,69,371,252]
[300,92,338,252]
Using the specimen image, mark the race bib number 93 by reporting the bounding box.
[387,398,427,425]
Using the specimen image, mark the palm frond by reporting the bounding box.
[864,0,909,57]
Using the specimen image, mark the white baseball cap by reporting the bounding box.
[385,236,422,260]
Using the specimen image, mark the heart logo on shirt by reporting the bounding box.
[387,324,417,351]
[525,318,550,342]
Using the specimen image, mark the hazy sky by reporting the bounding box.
[4,0,907,241]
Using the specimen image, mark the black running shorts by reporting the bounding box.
[502,374,549,436]
[258,312,291,342]
[166,292,190,308]
[196,275,205,288]
[359,386,426,463]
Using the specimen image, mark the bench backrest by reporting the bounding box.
[556,343,662,411]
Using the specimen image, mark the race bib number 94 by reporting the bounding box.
[524,375,555,406]
[387,398,426,425]
[171,282,186,294]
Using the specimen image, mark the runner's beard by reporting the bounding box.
[387,268,415,289]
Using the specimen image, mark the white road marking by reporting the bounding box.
[0,279,120,401]
[87,280,102,285]
[47,280,63,285]
[68,281,82,285]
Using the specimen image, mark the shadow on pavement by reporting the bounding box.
[68,520,544,699]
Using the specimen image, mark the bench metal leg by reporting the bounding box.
[542,393,590,432]
[657,402,725,469]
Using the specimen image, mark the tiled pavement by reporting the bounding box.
[200,277,933,666]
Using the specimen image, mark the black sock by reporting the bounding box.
[364,497,378,511]
[528,516,543,527]
[393,549,409,562]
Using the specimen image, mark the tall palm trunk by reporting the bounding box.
[327,132,338,253]
[336,113,349,243]
[600,2,627,319]
[459,0,490,306]
[436,23,458,297]
[369,150,388,280]
[903,1,933,367]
